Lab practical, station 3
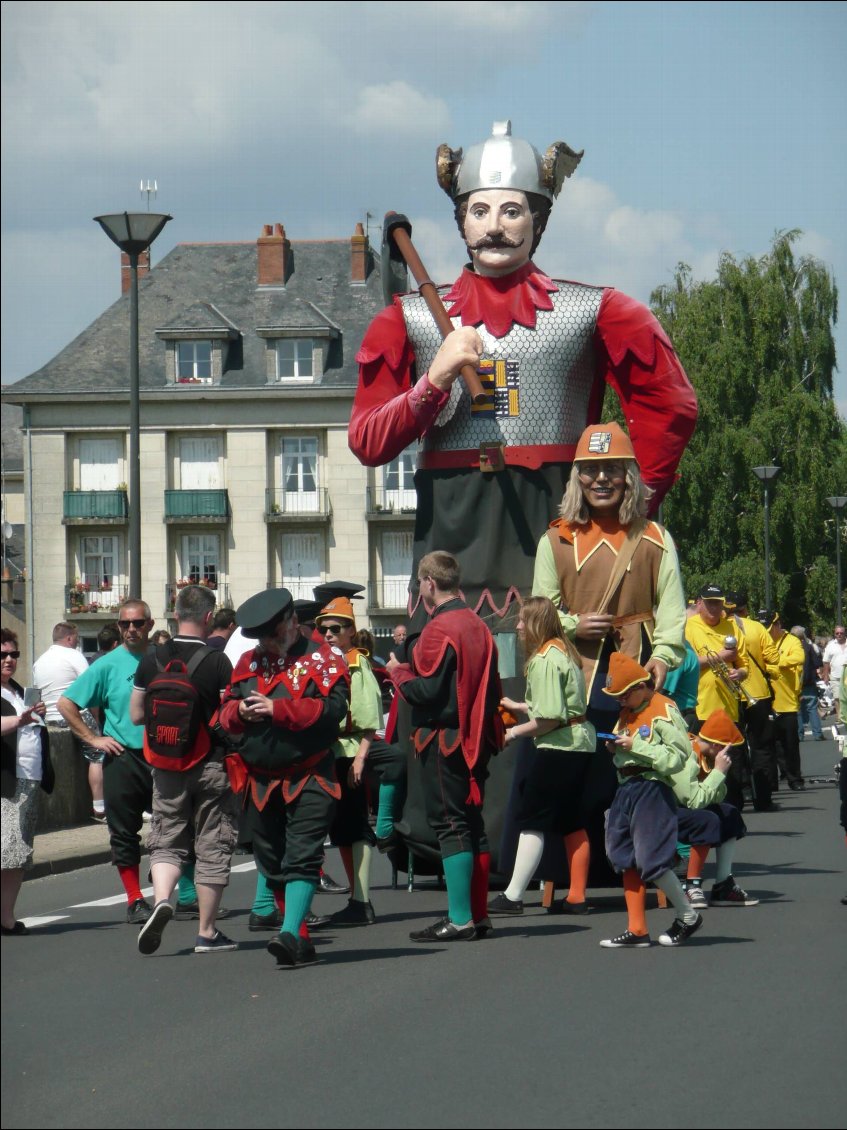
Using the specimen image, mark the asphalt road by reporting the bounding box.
[2,737,845,1130]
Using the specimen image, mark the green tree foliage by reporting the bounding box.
[624,231,845,634]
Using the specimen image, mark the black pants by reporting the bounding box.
[742,698,778,808]
[514,747,592,836]
[419,740,490,860]
[772,711,803,786]
[103,747,153,869]
[330,738,407,846]
[244,778,336,889]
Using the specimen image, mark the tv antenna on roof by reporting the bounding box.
[140,180,158,211]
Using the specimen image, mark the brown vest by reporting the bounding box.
[546,518,667,694]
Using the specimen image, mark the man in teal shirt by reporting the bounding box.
[59,600,154,923]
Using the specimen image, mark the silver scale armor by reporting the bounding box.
[400,281,604,454]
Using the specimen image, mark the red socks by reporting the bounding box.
[471,851,491,923]
[117,864,143,905]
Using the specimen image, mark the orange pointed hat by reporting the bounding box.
[602,652,651,697]
[574,422,636,462]
[698,709,744,747]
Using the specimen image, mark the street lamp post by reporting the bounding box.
[752,465,780,611]
[93,212,171,600]
[826,495,847,624]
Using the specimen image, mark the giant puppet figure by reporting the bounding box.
[350,121,697,642]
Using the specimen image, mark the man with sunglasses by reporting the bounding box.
[59,600,155,923]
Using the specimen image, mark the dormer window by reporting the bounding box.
[276,339,314,382]
[156,303,240,387]
[257,322,335,385]
[177,341,213,383]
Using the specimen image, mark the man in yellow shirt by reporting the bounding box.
[760,610,806,791]
[685,584,751,808]
[726,591,781,812]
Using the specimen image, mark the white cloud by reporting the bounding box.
[537,175,703,301]
[793,229,835,265]
[350,83,451,138]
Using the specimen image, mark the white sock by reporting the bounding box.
[505,831,545,901]
[714,839,736,884]
[654,869,698,924]
[93,800,105,814]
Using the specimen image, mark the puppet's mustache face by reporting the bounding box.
[465,234,526,251]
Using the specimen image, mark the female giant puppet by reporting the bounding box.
[349,121,695,876]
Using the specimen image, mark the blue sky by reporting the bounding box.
[2,0,845,413]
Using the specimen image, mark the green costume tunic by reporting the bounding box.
[333,650,383,760]
[525,640,595,753]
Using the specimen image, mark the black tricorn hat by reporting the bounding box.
[312,580,365,604]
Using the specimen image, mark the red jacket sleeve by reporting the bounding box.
[270,697,324,730]
[349,303,450,465]
[218,696,246,736]
[595,289,697,507]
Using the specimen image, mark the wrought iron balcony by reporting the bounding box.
[368,578,410,613]
[65,582,128,616]
[366,486,417,518]
[163,490,229,522]
[63,490,128,524]
[264,488,331,522]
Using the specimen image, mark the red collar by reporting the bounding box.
[442,262,559,339]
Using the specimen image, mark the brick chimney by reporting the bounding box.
[351,222,368,284]
[120,250,150,295]
[257,223,290,286]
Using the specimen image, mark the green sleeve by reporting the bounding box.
[349,658,383,734]
[629,716,691,777]
[650,529,686,671]
[670,754,727,808]
[531,533,580,639]
[526,652,570,722]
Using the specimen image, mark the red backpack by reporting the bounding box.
[142,646,213,771]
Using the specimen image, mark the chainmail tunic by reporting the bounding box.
[400,282,604,453]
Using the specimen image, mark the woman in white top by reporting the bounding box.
[1,628,53,935]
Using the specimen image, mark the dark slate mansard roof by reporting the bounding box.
[4,237,386,397]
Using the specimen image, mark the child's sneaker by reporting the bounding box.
[599,930,652,948]
[709,877,759,906]
[658,913,703,946]
[684,881,708,910]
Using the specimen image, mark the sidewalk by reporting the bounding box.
[28,819,147,880]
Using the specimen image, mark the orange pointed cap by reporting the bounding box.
[602,652,651,697]
[698,709,744,747]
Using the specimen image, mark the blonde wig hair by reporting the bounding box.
[520,596,582,670]
[558,461,653,527]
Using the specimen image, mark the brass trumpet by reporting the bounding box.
[700,640,759,706]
